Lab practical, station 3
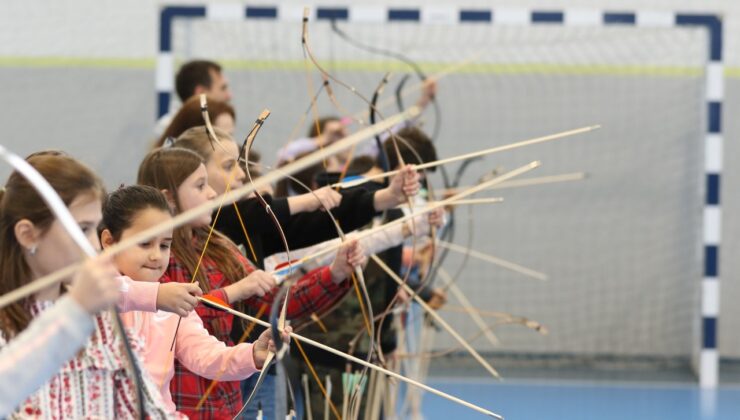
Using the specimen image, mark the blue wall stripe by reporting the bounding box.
[603,12,636,25]
[317,7,349,20]
[703,317,717,349]
[675,14,723,61]
[704,245,719,277]
[707,174,720,206]
[388,8,420,21]
[157,91,170,118]
[531,11,564,23]
[459,10,492,22]
[159,6,206,52]
[708,101,722,133]
[246,6,278,18]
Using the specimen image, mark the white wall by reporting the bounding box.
[2,1,740,66]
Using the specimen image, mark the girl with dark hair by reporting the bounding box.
[99,185,287,416]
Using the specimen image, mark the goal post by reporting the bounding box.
[156,4,724,387]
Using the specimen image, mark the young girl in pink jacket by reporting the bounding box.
[99,184,288,416]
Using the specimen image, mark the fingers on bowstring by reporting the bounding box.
[185,283,204,296]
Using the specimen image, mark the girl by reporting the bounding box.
[0,255,120,416]
[136,147,365,418]
[0,152,172,418]
[100,184,288,417]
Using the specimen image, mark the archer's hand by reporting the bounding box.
[68,256,121,315]
[417,79,438,109]
[329,240,367,283]
[289,186,342,214]
[372,165,420,210]
[428,287,447,310]
[253,326,293,369]
[403,207,447,238]
[391,164,420,198]
[225,270,277,302]
[156,283,202,317]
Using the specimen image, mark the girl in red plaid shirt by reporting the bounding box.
[137,147,366,419]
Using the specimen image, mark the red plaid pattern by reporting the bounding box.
[160,247,350,419]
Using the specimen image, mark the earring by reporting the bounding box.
[29,245,37,256]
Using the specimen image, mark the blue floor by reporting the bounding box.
[422,378,740,420]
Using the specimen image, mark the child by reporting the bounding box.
[0,255,120,416]
[137,147,365,418]
[0,152,172,418]
[100,184,288,416]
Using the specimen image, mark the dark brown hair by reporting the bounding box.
[307,116,341,138]
[346,155,377,174]
[175,60,223,102]
[136,147,246,291]
[154,96,235,149]
[274,151,323,197]
[383,127,438,171]
[0,153,105,337]
[101,185,172,241]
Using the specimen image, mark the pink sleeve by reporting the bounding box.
[174,311,259,381]
[116,276,159,313]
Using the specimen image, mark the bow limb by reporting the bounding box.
[370,73,393,178]
[237,108,365,418]
[189,108,275,410]
[426,156,484,296]
[241,109,302,415]
[301,8,416,186]
[160,99,269,394]
[229,107,301,417]
[300,16,395,405]
[303,7,421,356]
[285,79,328,145]
[336,73,391,186]
[304,14,432,339]
[199,296,504,419]
[0,146,146,419]
[200,94,223,150]
[368,133,441,369]
[329,18,446,186]
[241,108,294,292]
[245,159,377,416]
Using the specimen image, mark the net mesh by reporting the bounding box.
[170,18,707,366]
